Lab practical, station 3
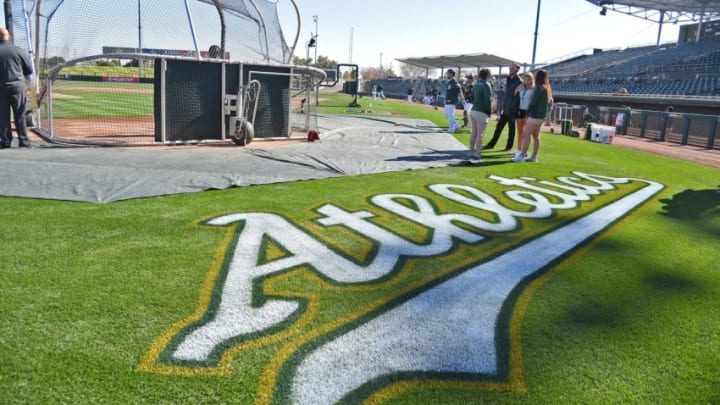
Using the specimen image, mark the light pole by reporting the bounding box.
[312,15,318,66]
[138,0,143,77]
[313,15,319,105]
[531,0,541,70]
[306,34,317,108]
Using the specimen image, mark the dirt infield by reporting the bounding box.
[32,117,305,147]
[49,117,155,142]
[610,135,720,168]
[539,123,720,168]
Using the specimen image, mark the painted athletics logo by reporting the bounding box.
[140,172,663,404]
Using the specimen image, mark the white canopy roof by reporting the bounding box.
[396,53,518,70]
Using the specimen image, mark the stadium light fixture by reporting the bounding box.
[305,34,316,65]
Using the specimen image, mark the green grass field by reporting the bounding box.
[1,93,719,404]
[59,65,154,79]
[48,80,154,119]
[317,92,450,128]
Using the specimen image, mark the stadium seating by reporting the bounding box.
[368,39,720,99]
[546,39,720,96]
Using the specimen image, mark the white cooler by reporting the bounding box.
[589,124,615,144]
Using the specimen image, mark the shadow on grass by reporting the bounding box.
[384,149,513,167]
[448,160,510,168]
[560,267,706,332]
[555,238,708,332]
[659,187,720,219]
[645,272,702,292]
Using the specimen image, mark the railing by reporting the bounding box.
[597,107,720,150]
[554,91,720,101]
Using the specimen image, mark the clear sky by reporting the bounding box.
[276,0,681,70]
[0,0,682,70]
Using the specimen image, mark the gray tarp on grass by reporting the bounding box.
[0,115,470,203]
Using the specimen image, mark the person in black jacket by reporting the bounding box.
[0,28,34,148]
[483,63,521,151]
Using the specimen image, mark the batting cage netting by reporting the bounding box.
[7,0,323,145]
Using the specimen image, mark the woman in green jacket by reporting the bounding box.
[512,69,553,162]
[468,68,493,160]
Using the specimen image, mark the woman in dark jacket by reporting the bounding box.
[512,69,553,162]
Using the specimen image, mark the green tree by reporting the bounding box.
[292,55,337,69]
[96,60,119,67]
[360,66,396,81]
[293,55,312,66]
[315,55,338,69]
[42,56,66,68]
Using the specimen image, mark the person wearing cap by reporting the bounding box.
[443,69,463,133]
[483,63,521,151]
[461,74,474,128]
[0,27,34,148]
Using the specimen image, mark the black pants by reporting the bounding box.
[484,113,516,150]
[0,84,29,146]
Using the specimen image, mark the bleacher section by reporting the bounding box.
[368,40,720,99]
[548,45,657,77]
[548,40,720,96]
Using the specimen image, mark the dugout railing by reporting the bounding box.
[597,107,720,150]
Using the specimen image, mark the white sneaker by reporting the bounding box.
[525,156,538,162]
[511,154,525,162]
